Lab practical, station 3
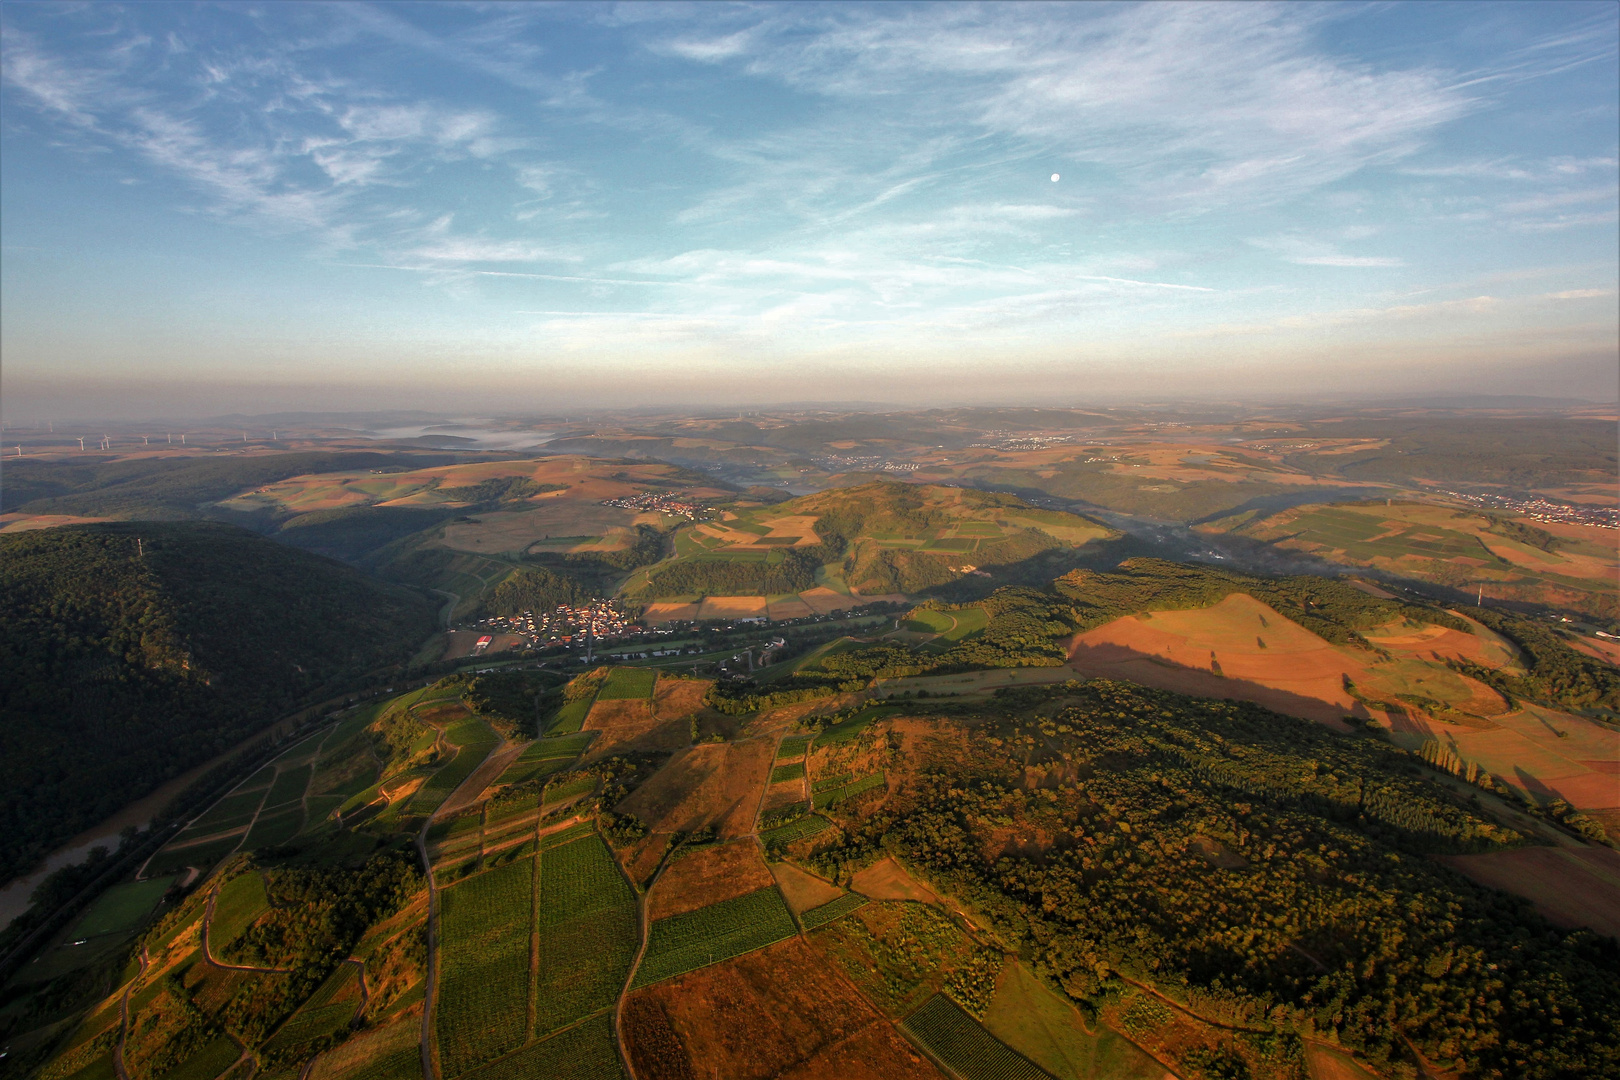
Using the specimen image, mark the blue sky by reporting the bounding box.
[2,1,1616,417]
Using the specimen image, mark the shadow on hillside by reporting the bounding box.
[1065,639,1371,731]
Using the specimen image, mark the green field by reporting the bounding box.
[210,872,270,951]
[160,1036,243,1080]
[519,732,595,760]
[462,1013,624,1080]
[595,667,658,700]
[904,607,991,640]
[243,807,305,850]
[411,719,498,815]
[185,790,267,834]
[437,856,533,1076]
[632,887,797,988]
[543,775,596,804]
[146,833,243,876]
[798,893,867,930]
[769,762,805,784]
[70,877,174,939]
[535,834,638,1035]
[901,993,1052,1080]
[495,757,572,787]
[262,1000,355,1059]
[981,961,1165,1080]
[545,698,595,736]
[813,772,885,810]
[776,735,812,760]
[263,764,314,811]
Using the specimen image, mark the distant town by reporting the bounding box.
[1436,489,1619,529]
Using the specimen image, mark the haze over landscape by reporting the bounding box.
[1,6,1618,1080]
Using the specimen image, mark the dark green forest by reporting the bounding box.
[0,523,435,882]
[813,681,1619,1079]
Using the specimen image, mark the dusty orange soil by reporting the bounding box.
[643,601,703,624]
[653,678,713,719]
[1388,705,1619,810]
[647,840,775,920]
[1438,844,1620,939]
[697,596,770,619]
[800,588,867,614]
[1364,613,1519,669]
[1067,594,1375,730]
[616,738,776,840]
[768,596,816,620]
[582,699,689,760]
[770,861,844,915]
[850,857,941,905]
[623,936,945,1080]
[1571,635,1620,667]
[1301,1040,1382,1080]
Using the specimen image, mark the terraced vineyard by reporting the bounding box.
[436,858,534,1076]
[631,887,797,988]
[535,834,638,1035]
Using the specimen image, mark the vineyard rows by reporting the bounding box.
[436,857,534,1077]
[461,1014,625,1080]
[535,835,637,1036]
[759,816,830,848]
[631,887,796,988]
[900,994,1052,1080]
[798,893,867,930]
[768,762,805,784]
[812,772,885,810]
[776,735,812,760]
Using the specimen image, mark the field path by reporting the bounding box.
[202,886,290,974]
[614,835,686,1080]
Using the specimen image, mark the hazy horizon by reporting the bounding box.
[3,1,1617,419]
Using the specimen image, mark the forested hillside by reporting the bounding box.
[0,523,435,883]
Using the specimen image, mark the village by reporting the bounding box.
[598,490,714,519]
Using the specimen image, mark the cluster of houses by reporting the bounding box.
[600,490,713,519]
[477,599,642,648]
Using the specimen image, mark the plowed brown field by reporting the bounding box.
[622,937,945,1080]
[617,739,776,841]
[770,862,844,916]
[582,699,688,759]
[647,840,775,920]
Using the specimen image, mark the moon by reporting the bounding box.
[1051,173,1060,182]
